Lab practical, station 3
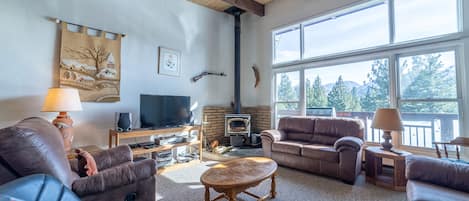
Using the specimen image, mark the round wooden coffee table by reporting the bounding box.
[200,157,278,201]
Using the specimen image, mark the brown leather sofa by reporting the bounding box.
[0,117,156,201]
[261,116,364,184]
[406,155,469,201]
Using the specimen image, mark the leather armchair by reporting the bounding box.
[406,155,469,201]
[0,174,80,201]
[0,117,156,201]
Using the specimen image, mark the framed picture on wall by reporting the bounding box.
[158,47,181,77]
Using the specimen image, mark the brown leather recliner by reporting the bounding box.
[0,117,156,201]
[261,116,364,184]
[406,155,469,201]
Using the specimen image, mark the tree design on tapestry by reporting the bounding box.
[59,22,122,102]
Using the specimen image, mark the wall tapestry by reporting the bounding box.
[59,22,122,102]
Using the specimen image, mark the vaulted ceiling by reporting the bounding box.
[188,0,273,16]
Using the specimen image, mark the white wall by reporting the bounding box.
[0,0,235,147]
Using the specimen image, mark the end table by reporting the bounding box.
[365,146,412,191]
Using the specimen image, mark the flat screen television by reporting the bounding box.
[140,94,191,129]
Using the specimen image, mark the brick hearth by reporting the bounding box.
[202,106,272,145]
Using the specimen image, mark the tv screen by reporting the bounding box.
[140,94,191,129]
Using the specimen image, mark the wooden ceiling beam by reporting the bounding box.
[221,0,265,16]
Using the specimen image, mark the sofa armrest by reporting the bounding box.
[72,159,156,197]
[92,145,133,171]
[406,155,469,193]
[260,129,286,142]
[334,136,363,152]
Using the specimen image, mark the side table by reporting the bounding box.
[365,146,412,191]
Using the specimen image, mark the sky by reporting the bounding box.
[274,0,458,86]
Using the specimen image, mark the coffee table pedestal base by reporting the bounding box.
[204,174,276,201]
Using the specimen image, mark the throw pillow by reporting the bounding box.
[75,149,98,177]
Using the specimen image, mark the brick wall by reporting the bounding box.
[202,105,272,145]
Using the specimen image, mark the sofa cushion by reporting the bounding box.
[406,155,469,193]
[278,117,315,133]
[287,132,313,142]
[272,141,309,155]
[302,144,339,163]
[312,118,364,145]
[407,180,469,201]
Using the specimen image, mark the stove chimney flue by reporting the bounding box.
[225,6,244,114]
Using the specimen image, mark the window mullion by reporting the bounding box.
[300,69,306,116]
[300,24,305,60]
[389,54,398,108]
[388,0,396,44]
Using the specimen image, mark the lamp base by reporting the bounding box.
[52,112,74,152]
[381,131,393,151]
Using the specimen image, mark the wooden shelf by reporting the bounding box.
[108,125,204,164]
[109,125,201,140]
[132,141,201,155]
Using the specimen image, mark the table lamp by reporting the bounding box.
[42,88,82,151]
[371,108,403,151]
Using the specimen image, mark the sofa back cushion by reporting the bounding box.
[0,117,74,187]
[406,155,469,193]
[312,118,364,145]
[278,117,315,141]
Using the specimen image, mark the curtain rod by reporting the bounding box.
[51,17,126,37]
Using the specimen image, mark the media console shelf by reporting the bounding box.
[108,125,203,161]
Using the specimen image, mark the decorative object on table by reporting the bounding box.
[115,112,132,132]
[252,64,260,88]
[42,88,83,151]
[158,47,181,76]
[58,21,122,102]
[433,136,469,161]
[191,71,227,82]
[371,108,403,151]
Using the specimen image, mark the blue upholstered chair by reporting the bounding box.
[0,174,80,201]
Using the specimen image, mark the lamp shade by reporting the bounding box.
[371,108,403,131]
[42,88,82,112]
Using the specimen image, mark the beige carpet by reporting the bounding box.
[156,160,407,201]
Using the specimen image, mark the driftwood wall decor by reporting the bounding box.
[59,22,122,102]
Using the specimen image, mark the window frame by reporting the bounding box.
[272,68,303,127]
[272,42,464,151]
[395,47,463,150]
[270,0,467,153]
[271,0,464,67]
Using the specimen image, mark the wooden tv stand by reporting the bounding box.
[108,125,203,161]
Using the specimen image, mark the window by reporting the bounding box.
[274,71,301,126]
[398,50,460,148]
[271,0,464,151]
[272,0,461,64]
[394,0,459,42]
[273,26,300,64]
[303,2,389,58]
[304,59,390,143]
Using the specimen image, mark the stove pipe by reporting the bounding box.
[233,12,241,114]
